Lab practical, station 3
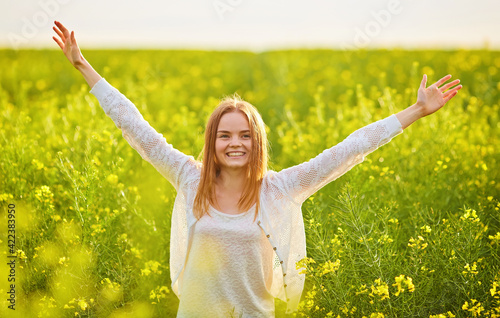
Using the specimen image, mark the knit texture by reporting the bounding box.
[90,78,404,315]
[177,205,275,317]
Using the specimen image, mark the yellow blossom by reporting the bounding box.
[17,249,27,260]
[32,159,45,170]
[78,299,88,311]
[0,193,14,202]
[489,232,500,245]
[319,259,340,276]
[408,236,427,250]
[90,224,106,236]
[420,225,432,233]
[356,284,369,295]
[141,260,163,276]
[462,262,479,276]
[430,312,455,318]
[392,275,415,296]
[369,278,389,301]
[388,218,399,224]
[128,247,142,259]
[490,280,499,297]
[460,209,480,223]
[59,256,69,266]
[150,285,170,304]
[35,185,54,204]
[296,257,316,275]
[378,234,394,244]
[462,299,484,317]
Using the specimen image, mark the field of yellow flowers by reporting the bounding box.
[0,48,499,317]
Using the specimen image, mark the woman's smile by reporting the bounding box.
[226,151,246,158]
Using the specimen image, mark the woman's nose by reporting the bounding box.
[229,137,242,146]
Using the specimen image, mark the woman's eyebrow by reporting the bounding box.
[217,130,251,133]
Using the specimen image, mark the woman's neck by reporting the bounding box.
[215,168,247,193]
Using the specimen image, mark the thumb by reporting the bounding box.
[420,74,427,89]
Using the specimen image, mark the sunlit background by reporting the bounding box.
[1,0,499,50]
[1,1,500,317]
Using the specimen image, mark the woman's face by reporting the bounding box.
[215,111,252,172]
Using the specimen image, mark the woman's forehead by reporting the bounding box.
[217,111,250,132]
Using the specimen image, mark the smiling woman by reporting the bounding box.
[194,94,268,222]
[52,20,462,317]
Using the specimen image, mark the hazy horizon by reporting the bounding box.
[1,0,499,51]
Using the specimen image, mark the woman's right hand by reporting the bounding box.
[52,20,85,69]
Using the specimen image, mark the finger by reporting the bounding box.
[443,91,457,104]
[52,36,64,50]
[53,26,65,42]
[443,85,462,97]
[440,79,460,92]
[71,31,80,50]
[55,20,70,38]
[420,74,427,89]
[71,30,77,44]
[70,30,78,47]
[435,74,452,87]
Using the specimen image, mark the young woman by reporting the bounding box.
[53,21,462,317]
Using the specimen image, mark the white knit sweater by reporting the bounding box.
[90,78,404,315]
[177,205,276,317]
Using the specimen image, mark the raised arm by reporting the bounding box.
[52,21,200,190]
[52,21,102,88]
[274,74,462,204]
[274,114,403,204]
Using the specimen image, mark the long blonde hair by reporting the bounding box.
[193,94,268,222]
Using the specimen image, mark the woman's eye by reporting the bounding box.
[242,134,251,139]
[219,135,229,138]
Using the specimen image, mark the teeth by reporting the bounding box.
[227,152,245,157]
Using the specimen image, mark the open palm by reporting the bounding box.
[416,74,462,117]
[52,21,84,68]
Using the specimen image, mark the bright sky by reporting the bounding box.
[1,0,499,51]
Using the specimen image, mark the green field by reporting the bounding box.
[0,49,499,317]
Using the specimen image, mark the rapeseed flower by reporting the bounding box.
[462,262,479,276]
[150,286,170,304]
[462,299,484,317]
[421,225,432,233]
[17,249,27,260]
[141,260,163,276]
[369,278,389,301]
[101,278,122,302]
[489,232,500,245]
[296,256,316,275]
[35,185,54,204]
[319,259,340,276]
[408,236,427,250]
[392,275,415,296]
[32,158,45,170]
[460,209,480,223]
[0,193,14,202]
[430,312,455,318]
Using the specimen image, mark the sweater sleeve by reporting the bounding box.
[274,114,403,204]
[90,78,199,190]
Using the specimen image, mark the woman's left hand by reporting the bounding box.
[416,74,462,117]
